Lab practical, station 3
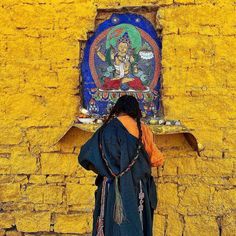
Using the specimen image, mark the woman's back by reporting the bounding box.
[79,117,158,235]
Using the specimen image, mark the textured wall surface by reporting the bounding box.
[0,0,235,235]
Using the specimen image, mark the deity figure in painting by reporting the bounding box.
[95,24,151,91]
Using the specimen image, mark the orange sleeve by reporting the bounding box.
[142,124,165,167]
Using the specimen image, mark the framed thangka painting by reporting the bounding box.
[81,13,162,118]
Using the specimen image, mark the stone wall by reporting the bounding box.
[0,0,235,235]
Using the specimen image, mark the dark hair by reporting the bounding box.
[103,95,143,144]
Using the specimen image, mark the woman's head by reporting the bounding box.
[112,95,142,119]
[103,95,143,143]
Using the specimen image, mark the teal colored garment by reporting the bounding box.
[78,117,158,236]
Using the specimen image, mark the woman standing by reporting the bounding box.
[78,95,165,236]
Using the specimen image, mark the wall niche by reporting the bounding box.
[54,7,203,156]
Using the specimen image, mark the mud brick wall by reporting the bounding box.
[0,0,235,235]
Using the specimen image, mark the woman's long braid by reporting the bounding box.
[136,110,145,232]
[102,105,118,127]
[136,109,143,147]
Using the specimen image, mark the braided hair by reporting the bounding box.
[102,95,143,145]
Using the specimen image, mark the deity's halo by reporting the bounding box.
[105,23,142,54]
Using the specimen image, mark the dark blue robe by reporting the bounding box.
[78,117,158,236]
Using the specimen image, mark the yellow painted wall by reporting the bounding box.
[0,0,235,235]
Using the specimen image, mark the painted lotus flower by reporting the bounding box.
[139,51,154,60]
